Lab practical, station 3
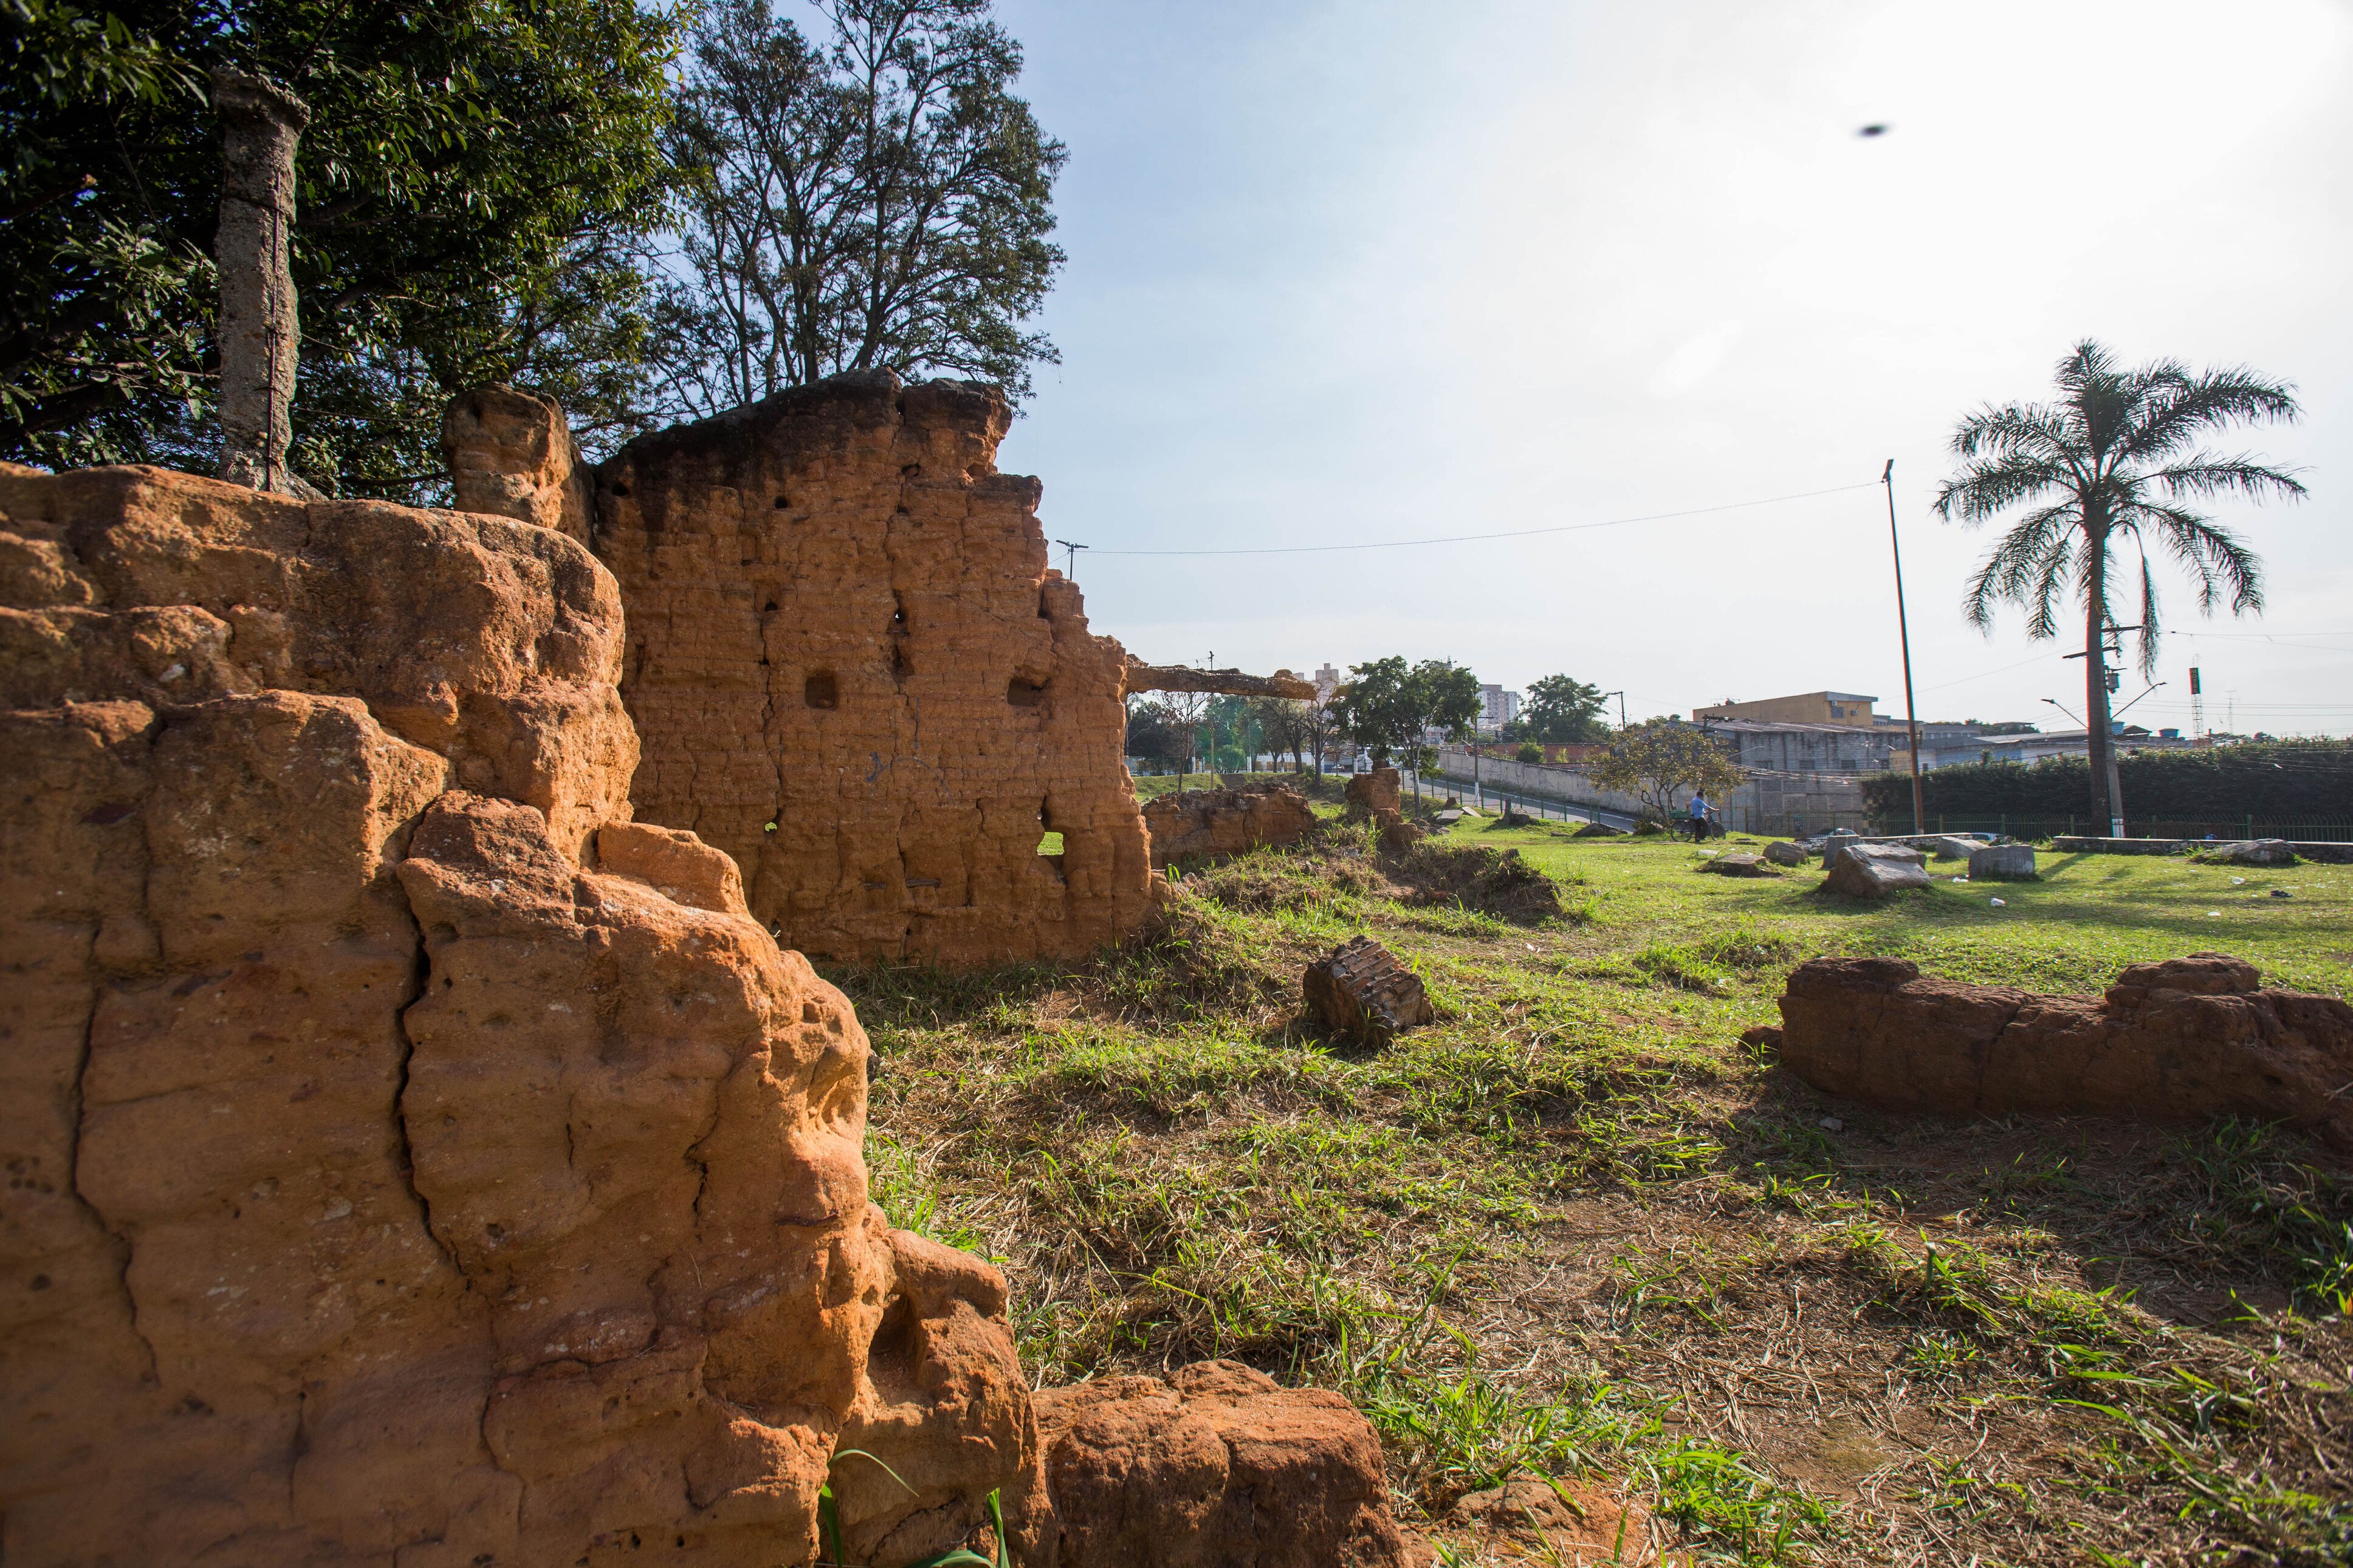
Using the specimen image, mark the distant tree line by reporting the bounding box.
[1861,740,2353,828]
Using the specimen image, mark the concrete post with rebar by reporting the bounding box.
[212,68,311,494]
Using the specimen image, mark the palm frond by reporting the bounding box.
[1932,453,2075,523]
[2135,552,2160,676]
[1946,402,2075,466]
[1962,506,2073,639]
[2146,453,2307,504]
[2132,503,2264,617]
[2025,535,2073,642]
[2119,365,2301,463]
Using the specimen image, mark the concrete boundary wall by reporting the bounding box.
[2052,835,2353,864]
[1432,748,1872,834]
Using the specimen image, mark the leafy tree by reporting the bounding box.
[1250,696,1314,773]
[2,0,681,494]
[1122,697,1189,770]
[1589,720,1743,826]
[1515,742,1542,764]
[653,0,1064,416]
[1331,656,1415,765]
[1934,340,2302,830]
[1303,684,1342,778]
[1521,673,1608,742]
[1333,656,1480,767]
[1409,659,1482,747]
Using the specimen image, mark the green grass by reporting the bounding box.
[836,820,2353,1566]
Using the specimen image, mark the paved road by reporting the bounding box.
[1401,770,1641,833]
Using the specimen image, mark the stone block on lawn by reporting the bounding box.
[1699,852,1778,877]
[1304,934,1433,1044]
[1763,840,1810,866]
[1925,835,1980,861]
[1968,843,2038,881]
[2193,838,2300,867]
[1816,828,1861,866]
[1824,843,1929,898]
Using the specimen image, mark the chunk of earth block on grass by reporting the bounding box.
[2193,838,2300,867]
[1303,934,1434,1044]
[1574,821,1623,837]
[1343,765,1401,819]
[1377,811,1425,852]
[1443,1477,1663,1565]
[1823,843,1929,897]
[1765,951,2353,1149]
[1924,835,1980,861]
[1032,1360,1412,1568]
[1698,852,1778,877]
[1764,839,1810,866]
[1967,843,2038,880]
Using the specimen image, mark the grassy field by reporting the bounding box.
[826,804,2353,1566]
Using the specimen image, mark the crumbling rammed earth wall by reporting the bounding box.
[591,372,1155,965]
[0,463,1046,1567]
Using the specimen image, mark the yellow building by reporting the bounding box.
[1691,691,1877,728]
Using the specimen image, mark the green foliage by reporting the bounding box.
[1515,742,1543,764]
[1122,697,1190,768]
[653,0,1065,413]
[1934,339,2303,823]
[2,0,681,493]
[1588,719,1743,824]
[1859,738,2353,827]
[1522,673,1609,742]
[1333,656,1481,765]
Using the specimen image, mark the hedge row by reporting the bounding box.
[1861,739,2353,824]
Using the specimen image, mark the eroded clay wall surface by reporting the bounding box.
[592,371,1153,965]
[0,464,1044,1567]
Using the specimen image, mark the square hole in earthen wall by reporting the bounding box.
[805,670,838,709]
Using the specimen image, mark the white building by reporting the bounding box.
[1478,684,1521,736]
[1313,663,1340,702]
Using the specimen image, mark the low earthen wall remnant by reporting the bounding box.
[1768,952,2353,1147]
[1142,784,1316,868]
[584,372,1154,965]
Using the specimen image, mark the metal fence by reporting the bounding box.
[1870,815,2353,843]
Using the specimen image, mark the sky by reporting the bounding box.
[981,0,2353,737]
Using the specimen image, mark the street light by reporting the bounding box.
[2041,696,2084,727]
[1884,460,1925,835]
[2113,681,2168,722]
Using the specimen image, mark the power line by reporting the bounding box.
[1085,481,1879,557]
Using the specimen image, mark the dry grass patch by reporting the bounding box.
[834,830,2353,1566]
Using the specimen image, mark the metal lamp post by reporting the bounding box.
[1883,461,1926,834]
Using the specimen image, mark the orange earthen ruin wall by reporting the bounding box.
[589,372,1156,965]
[0,463,1047,1566]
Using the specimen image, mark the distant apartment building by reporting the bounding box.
[1692,691,1878,727]
[1698,718,1896,774]
[1478,683,1521,736]
[1313,663,1340,702]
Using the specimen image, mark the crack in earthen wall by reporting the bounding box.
[389,892,466,1279]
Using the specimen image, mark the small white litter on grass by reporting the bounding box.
[2207,910,2222,917]
[1819,1116,1844,1132]
[1990,897,2006,907]
[2231,877,2246,885]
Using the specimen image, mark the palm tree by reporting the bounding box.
[1934,340,2303,834]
